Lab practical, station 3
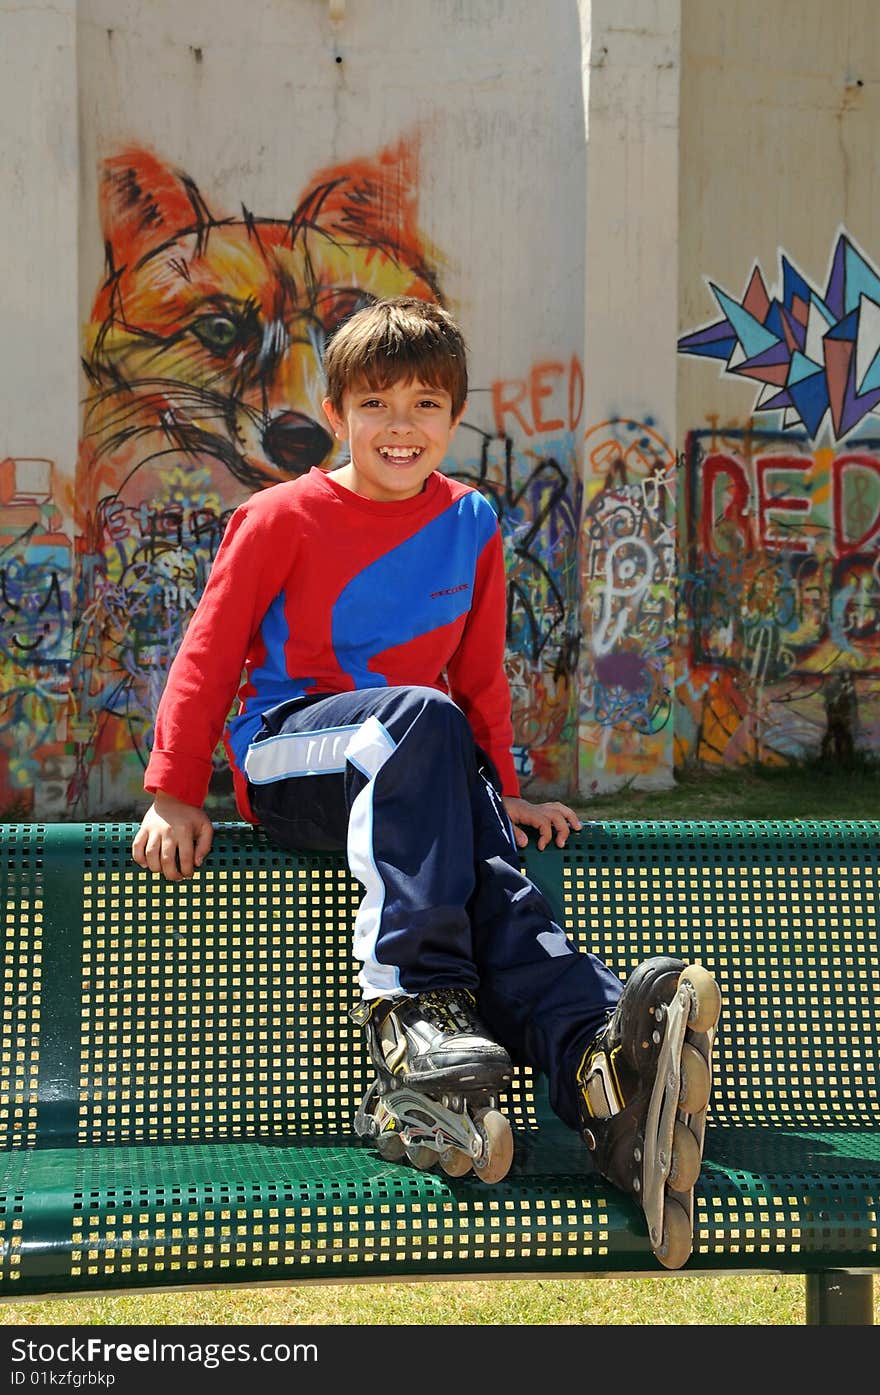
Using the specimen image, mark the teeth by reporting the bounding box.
[380,448,420,459]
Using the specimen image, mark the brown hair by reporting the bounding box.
[323,296,468,417]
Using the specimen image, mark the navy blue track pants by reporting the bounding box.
[245,685,622,1129]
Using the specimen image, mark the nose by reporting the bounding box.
[388,418,416,439]
[388,403,417,433]
[262,412,333,476]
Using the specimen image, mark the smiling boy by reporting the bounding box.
[323,378,455,502]
[132,297,719,1267]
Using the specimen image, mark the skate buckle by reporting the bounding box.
[353,1078,394,1141]
[361,1084,484,1159]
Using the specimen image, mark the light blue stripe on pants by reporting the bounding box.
[247,684,622,1129]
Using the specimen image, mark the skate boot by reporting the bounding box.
[576,956,721,1269]
[351,987,515,1183]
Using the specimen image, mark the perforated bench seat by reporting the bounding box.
[1,820,877,1322]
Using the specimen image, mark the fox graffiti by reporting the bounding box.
[71,141,443,810]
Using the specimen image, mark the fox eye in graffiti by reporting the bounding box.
[190,314,245,353]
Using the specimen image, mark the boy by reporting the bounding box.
[132,296,720,1268]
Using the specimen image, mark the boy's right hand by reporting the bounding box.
[131,792,214,882]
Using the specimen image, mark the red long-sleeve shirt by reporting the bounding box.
[144,466,520,820]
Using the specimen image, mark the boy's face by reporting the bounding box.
[321,377,464,502]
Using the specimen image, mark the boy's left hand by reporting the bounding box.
[502,796,583,851]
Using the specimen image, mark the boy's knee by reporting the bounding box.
[386,686,472,744]
[414,687,469,735]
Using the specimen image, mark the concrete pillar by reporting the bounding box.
[0,0,78,814]
[0,0,79,473]
[578,0,681,795]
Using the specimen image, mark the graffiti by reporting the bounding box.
[578,419,676,783]
[481,353,585,788]
[70,139,447,813]
[683,428,880,676]
[0,538,66,662]
[0,142,589,812]
[0,459,72,813]
[679,231,880,443]
[69,465,233,805]
[452,423,581,787]
[54,140,591,812]
[677,426,880,766]
[490,356,584,439]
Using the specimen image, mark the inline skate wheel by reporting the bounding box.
[680,964,721,1034]
[653,1195,692,1270]
[376,1131,406,1162]
[679,1042,711,1114]
[439,1145,472,1178]
[470,1107,514,1184]
[667,1120,702,1192]
[404,1142,437,1171]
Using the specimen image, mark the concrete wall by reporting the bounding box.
[3,0,878,820]
[579,0,681,794]
[676,0,880,769]
[4,0,593,817]
[0,0,79,814]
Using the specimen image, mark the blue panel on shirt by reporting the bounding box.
[227,591,308,766]
[332,494,496,687]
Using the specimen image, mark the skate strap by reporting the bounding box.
[642,984,691,1250]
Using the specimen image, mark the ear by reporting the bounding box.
[450,398,468,435]
[322,397,347,440]
[99,146,216,273]
[291,138,438,300]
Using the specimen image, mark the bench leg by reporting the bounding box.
[806,1272,874,1325]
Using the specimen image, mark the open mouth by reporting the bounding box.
[378,446,423,463]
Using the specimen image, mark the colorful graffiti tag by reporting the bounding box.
[0,458,71,812]
[676,424,880,766]
[578,418,677,790]
[463,357,585,790]
[677,233,880,769]
[678,231,880,444]
[452,425,581,791]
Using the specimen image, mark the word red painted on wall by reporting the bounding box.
[700,450,880,560]
[491,357,584,438]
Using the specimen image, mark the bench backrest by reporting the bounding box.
[3,819,878,1151]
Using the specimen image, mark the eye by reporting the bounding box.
[191,314,241,352]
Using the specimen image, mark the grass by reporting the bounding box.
[2,761,877,1328]
[0,1274,815,1328]
[574,756,880,822]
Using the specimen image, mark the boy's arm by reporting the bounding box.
[143,503,277,807]
[445,525,520,796]
[135,493,297,875]
[132,790,214,882]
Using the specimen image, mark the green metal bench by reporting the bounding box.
[0,819,877,1323]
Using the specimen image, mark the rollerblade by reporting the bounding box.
[576,956,721,1270]
[351,987,515,1182]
